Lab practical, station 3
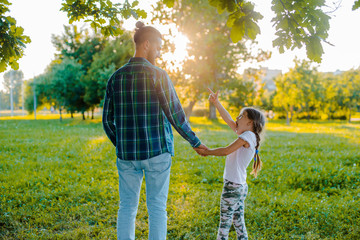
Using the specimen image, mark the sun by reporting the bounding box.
[161,29,189,71]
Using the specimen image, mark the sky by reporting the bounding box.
[1,0,360,91]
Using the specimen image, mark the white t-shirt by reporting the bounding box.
[223,131,257,184]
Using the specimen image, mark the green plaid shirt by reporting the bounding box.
[102,57,201,160]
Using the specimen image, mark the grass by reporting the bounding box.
[0,116,359,239]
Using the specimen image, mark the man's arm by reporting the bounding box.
[102,79,116,147]
[154,71,201,148]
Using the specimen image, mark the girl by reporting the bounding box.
[198,88,266,240]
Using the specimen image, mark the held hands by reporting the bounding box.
[196,148,210,156]
[208,88,219,104]
[193,144,210,157]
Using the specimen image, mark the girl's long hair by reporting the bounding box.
[242,107,266,178]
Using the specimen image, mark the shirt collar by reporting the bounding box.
[129,57,152,65]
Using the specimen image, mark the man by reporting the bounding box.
[102,21,207,240]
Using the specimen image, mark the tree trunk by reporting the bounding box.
[286,111,290,126]
[59,107,62,122]
[82,112,85,120]
[91,108,94,119]
[209,103,217,119]
[349,108,352,123]
[71,112,73,118]
[306,103,310,122]
[184,100,197,121]
[290,106,293,123]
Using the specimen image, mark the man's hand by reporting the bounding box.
[196,148,209,156]
[193,144,208,156]
[208,88,219,104]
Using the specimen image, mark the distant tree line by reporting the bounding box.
[272,60,360,124]
[22,26,133,120]
[2,24,358,124]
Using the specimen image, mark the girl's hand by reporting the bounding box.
[197,148,210,156]
[208,88,219,104]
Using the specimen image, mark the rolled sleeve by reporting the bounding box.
[102,79,117,147]
[154,71,201,148]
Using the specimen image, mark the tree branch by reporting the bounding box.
[278,0,334,47]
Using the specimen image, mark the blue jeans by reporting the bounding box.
[116,153,172,240]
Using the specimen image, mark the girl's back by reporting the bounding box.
[224,131,256,184]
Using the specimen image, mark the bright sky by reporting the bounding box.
[1,0,360,91]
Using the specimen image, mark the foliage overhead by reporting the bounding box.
[153,0,270,118]
[60,0,360,63]
[353,0,360,10]
[60,0,147,37]
[1,0,360,72]
[0,0,31,72]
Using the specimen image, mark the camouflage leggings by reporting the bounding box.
[217,179,248,240]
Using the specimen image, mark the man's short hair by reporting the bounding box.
[133,21,162,45]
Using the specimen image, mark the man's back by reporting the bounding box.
[102,57,200,160]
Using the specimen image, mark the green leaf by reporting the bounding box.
[306,36,323,63]
[163,0,175,8]
[0,61,7,72]
[106,0,113,7]
[352,0,360,10]
[132,0,139,8]
[245,19,260,40]
[136,9,147,18]
[6,16,16,24]
[230,18,245,42]
[130,10,138,19]
[226,13,237,28]
[208,0,225,14]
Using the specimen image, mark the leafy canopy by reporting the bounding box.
[0,0,31,72]
[61,0,360,63]
[2,0,360,73]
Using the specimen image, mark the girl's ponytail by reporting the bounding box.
[251,131,262,178]
[250,129,262,177]
[242,108,265,178]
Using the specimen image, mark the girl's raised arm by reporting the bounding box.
[208,88,237,133]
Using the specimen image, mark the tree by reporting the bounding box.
[49,58,87,120]
[2,0,360,71]
[51,25,109,119]
[0,90,10,111]
[83,32,134,118]
[24,72,54,114]
[60,0,146,37]
[339,69,360,122]
[318,72,351,120]
[0,0,31,72]
[293,60,323,121]
[273,59,324,123]
[3,70,23,108]
[61,0,360,63]
[52,25,106,72]
[153,0,269,119]
[225,73,258,112]
[273,67,301,125]
[25,58,88,120]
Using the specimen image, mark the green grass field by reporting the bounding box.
[1,116,359,239]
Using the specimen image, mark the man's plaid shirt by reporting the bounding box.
[102,57,201,160]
